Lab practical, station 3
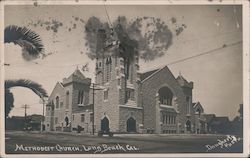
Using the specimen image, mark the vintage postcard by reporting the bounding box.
[0,0,249,158]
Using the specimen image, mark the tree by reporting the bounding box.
[85,16,182,102]
[4,25,46,117]
[4,25,44,61]
[231,104,243,136]
[5,79,48,118]
[85,16,176,61]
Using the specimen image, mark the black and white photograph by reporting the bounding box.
[0,0,249,157]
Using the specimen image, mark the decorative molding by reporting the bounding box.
[127,82,134,89]
[119,105,143,110]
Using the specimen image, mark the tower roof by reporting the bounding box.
[62,68,91,85]
[176,74,193,89]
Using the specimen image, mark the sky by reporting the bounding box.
[4,4,243,120]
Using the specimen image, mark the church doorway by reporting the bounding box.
[127,117,136,133]
[186,120,191,132]
[64,116,69,126]
[101,117,110,133]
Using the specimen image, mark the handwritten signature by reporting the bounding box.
[205,135,241,152]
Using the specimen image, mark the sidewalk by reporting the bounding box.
[40,130,228,138]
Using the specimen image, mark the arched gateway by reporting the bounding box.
[127,117,136,133]
[101,117,110,132]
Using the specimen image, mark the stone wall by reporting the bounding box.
[71,111,93,133]
[141,66,193,133]
[119,106,143,133]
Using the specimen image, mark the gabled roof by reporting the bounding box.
[62,68,91,85]
[139,66,193,89]
[193,102,202,108]
[213,117,230,122]
[139,68,159,81]
[193,102,204,113]
[139,65,176,83]
[48,82,65,101]
[69,69,86,80]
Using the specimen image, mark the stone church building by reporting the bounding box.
[45,53,207,134]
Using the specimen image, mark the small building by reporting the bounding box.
[45,69,93,133]
[6,115,44,131]
[209,116,231,134]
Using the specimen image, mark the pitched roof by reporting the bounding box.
[193,102,204,113]
[139,68,159,81]
[210,117,230,125]
[69,69,86,80]
[213,117,230,122]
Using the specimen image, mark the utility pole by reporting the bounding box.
[40,97,47,133]
[92,83,95,135]
[91,83,102,135]
[21,104,30,130]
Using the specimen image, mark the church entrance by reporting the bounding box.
[186,120,191,132]
[101,117,110,133]
[127,117,136,133]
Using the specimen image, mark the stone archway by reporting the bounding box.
[101,117,110,132]
[186,120,191,132]
[127,117,136,133]
[64,116,69,126]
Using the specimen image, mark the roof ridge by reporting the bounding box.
[140,66,166,82]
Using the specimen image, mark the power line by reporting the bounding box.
[94,40,242,84]
[166,40,242,66]
[21,104,30,117]
[4,40,242,87]
[103,0,112,28]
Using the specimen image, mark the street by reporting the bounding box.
[5,131,243,154]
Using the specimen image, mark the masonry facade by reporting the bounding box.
[45,51,208,134]
[45,69,94,133]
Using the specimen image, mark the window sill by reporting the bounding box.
[78,104,86,107]
[160,104,174,108]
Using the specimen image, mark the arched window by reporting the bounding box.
[56,96,59,108]
[186,120,191,131]
[196,108,201,117]
[66,91,69,109]
[127,117,136,132]
[78,90,84,105]
[105,57,112,82]
[77,90,81,104]
[106,58,110,82]
[130,64,133,83]
[158,87,173,105]
[81,91,84,104]
[101,116,110,132]
[109,57,112,72]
